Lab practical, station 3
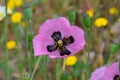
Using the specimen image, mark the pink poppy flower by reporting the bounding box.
[33,17,85,58]
[103,62,120,80]
[90,66,107,80]
[90,62,120,80]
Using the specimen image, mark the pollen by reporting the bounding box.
[57,40,63,46]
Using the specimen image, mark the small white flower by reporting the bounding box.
[0,6,6,21]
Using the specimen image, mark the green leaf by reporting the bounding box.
[110,43,120,54]
[72,62,86,78]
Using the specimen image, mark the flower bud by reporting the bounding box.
[23,3,32,20]
[68,10,76,25]
[83,14,91,29]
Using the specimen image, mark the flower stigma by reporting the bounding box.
[57,40,63,46]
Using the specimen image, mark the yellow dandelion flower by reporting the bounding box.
[86,9,94,18]
[8,0,23,10]
[7,0,14,14]
[8,0,15,10]
[0,6,6,21]
[7,40,16,50]
[109,7,118,16]
[14,0,23,7]
[11,12,22,23]
[94,17,108,27]
[66,56,77,66]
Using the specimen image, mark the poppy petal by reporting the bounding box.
[39,17,70,41]
[103,62,120,80]
[90,66,106,80]
[66,26,86,55]
[33,35,54,56]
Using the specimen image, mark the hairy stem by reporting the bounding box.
[5,0,10,79]
[56,59,62,80]
[86,29,91,79]
[30,57,41,80]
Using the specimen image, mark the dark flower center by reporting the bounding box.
[113,75,120,80]
[47,31,74,56]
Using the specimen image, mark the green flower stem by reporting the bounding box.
[25,22,31,74]
[30,57,41,80]
[27,20,34,74]
[43,56,48,80]
[62,58,66,71]
[14,24,21,46]
[86,29,91,79]
[23,3,34,74]
[0,22,5,46]
[62,58,69,80]
[108,53,113,63]
[5,0,10,79]
[56,59,62,80]
[83,14,91,80]
[25,15,34,75]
